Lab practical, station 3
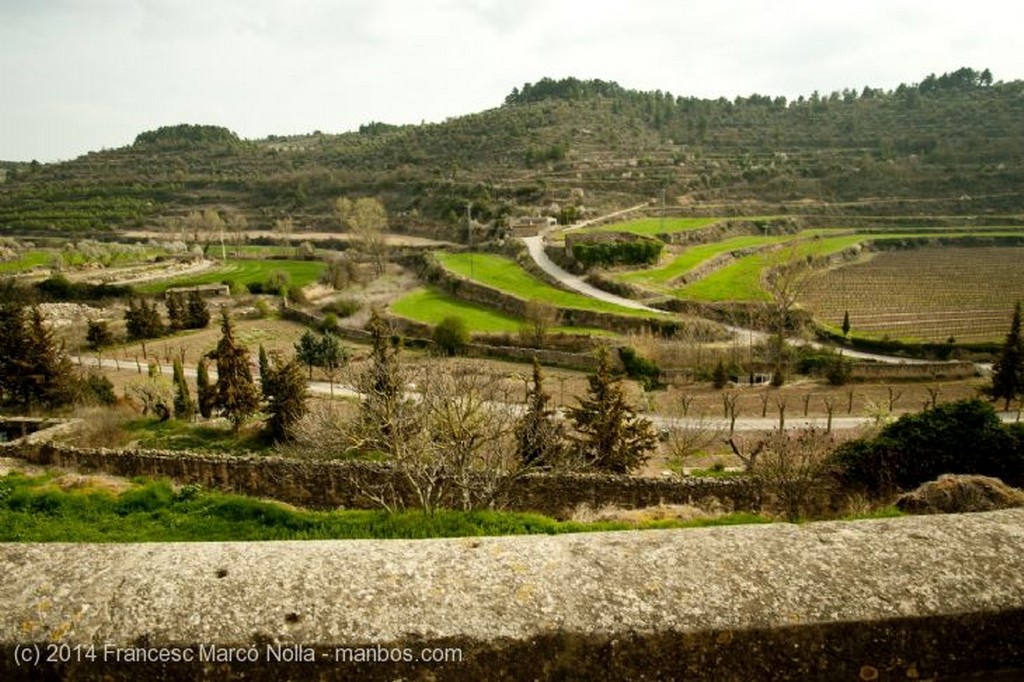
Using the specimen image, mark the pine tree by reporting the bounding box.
[568,347,658,473]
[992,301,1024,410]
[172,358,195,421]
[711,360,728,389]
[23,307,76,408]
[294,328,320,379]
[0,303,28,405]
[208,310,260,431]
[841,310,851,339]
[514,358,566,467]
[262,353,308,443]
[85,319,113,351]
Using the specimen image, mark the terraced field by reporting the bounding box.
[435,252,666,318]
[673,234,868,301]
[576,217,722,236]
[135,258,326,294]
[800,246,1024,343]
[391,287,612,336]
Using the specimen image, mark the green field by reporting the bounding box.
[136,258,326,294]
[391,287,615,336]
[578,216,721,236]
[673,235,867,301]
[0,250,51,273]
[392,288,525,332]
[435,252,667,318]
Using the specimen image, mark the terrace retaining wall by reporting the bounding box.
[2,509,1022,680]
[11,444,758,517]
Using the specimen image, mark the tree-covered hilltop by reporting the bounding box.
[133,124,245,150]
[1,67,1022,238]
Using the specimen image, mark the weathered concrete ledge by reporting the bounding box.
[2,510,1023,681]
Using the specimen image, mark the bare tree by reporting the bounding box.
[762,247,812,385]
[775,394,787,430]
[821,394,837,432]
[666,411,723,465]
[749,428,835,522]
[520,300,560,347]
[721,391,739,436]
[339,197,388,277]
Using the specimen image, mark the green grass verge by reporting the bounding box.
[435,252,666,318]
[136,258,326,294]
[0,473,769,542]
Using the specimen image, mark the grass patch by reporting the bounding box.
[435,252,666,318]
[0,250,52,273]
[136,258,326,294]
[0,473,771,542]
[123,418,272,454]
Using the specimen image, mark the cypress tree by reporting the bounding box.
[514,358,566,468]
[172,358,195,421]
[992,301,1024,410]
[196,357,215,419]
[209,310,259,431]
[262,353,308,443]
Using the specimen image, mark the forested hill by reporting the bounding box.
[1,67,1022,238]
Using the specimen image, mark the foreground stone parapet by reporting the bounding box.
[2,510,1023,681]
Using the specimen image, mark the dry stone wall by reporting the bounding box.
[15,444,757,516]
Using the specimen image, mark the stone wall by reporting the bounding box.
[15,444,757,517]
[2,509,1022,680]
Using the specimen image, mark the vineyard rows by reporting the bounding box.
[800,247,1024,342]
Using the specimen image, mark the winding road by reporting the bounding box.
[522,220,943,366]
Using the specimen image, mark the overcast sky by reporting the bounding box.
[2,0,1021,162]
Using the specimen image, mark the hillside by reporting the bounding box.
[1,67,1022,239]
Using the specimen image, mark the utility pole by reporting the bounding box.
[466,202,474,279]
[660,187,666,234]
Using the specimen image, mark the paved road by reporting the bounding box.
[523,217,955,367]
[521,235,661,312]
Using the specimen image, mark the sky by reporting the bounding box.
[2,0,1022,162]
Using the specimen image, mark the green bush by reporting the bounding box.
[829,399,1023,495]
[433,316,470,356]
[572,238,663,267]
[618,346,662,390]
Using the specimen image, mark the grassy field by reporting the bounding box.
[391,287,616,336]
[578,217,722,236]
[435,252,667,318]
[0,473,767,541]
[391,287,526,332]
[801,246,1024,343]
[136,258,326,294]
[618,234,796,290]
[0,250,51,272]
